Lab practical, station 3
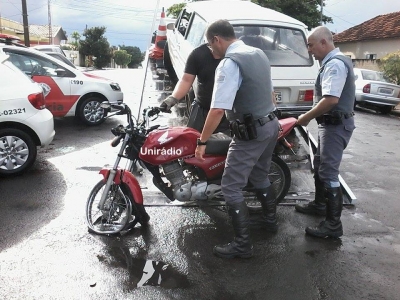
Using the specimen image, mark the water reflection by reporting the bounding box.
[98,245,189,290]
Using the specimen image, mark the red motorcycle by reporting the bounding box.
[85,103,297,235]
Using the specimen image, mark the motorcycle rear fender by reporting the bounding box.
[99,168,144,205]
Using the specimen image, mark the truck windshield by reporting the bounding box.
[234,25,313,67]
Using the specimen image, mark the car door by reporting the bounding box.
[5,50,75,118]
[166,8,192,79]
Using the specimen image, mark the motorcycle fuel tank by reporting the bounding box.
[139,127,200,165]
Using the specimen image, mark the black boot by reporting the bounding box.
[250,186,278,232]
[295,173,326,216]
[213,201,253,259]
[306,187,343,238]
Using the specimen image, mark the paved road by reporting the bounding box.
[1,66,400,300]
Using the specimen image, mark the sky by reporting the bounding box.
[1,0,400,51]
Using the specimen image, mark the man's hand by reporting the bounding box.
[160,95,178,112]
[195,145,206,161]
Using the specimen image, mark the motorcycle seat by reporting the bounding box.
[205,138,232,155]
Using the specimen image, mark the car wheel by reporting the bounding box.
[78,97,106,126]
[0,128,37,177]
[377,106,393,114]
[163,42,178,85]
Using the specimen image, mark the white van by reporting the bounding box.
[164,0,319,117]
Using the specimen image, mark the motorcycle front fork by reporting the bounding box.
[97,169,117,210]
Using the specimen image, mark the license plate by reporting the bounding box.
[379,88,392,95]
[274,91,282,103]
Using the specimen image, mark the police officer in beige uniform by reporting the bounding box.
[195,20,279,259]
[296,26,356,238]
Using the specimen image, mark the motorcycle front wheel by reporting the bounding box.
[245,155,291,212]
[86,180,132,235]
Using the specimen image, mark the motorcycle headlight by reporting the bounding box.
[110,82,121,91]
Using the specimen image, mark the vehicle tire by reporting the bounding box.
[78,97,106,126]
[245,155,291,212]
[163,42,178,85]
[86,180,132,235]
[378,106,393,114]
[0,128,37,177]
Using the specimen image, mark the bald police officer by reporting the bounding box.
[195,20,280,258]
[295,26,356,238]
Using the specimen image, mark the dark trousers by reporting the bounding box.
[314,117,355,188]
[187,101,230,134]
[221,118,280,205]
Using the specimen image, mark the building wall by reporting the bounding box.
[64,50,80,67]
[0,17,23,34]
[336,38,400,60]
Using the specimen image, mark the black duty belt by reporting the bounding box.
[255,113,276,127]
[316,111,354,125]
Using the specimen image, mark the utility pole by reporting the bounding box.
[320,0,323,26]
[48,0,53,44]
[21,0,30,46]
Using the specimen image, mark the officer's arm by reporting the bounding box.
[297,95,339,126]
[200,108,225,142]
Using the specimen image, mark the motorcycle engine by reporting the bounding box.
[161,161,222,201]
[162,161,192,201]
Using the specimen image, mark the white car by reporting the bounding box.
[0,54,55,177]
[164,0,319,117]
[354,68,400,114]
[0,38,123,126]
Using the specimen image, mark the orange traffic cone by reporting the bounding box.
[149,7,167,60]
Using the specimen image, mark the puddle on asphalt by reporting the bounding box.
[98,246,189,289]
[57,146,76,153]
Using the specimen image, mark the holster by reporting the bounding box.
[316,111,354,125]
[229,114,258,141]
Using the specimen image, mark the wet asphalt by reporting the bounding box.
[1,63,400,300]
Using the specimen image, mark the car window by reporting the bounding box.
[45,52,76,68]
[185,13,207,48]
[235,25,313,67]
[5,50,74,77]
[361,70,389,82]
[176,9,192,37]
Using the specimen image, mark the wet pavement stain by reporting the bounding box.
[97,246,190,290]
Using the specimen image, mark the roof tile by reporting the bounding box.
[333,11,400,43]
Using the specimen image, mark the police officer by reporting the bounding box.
[160,43,229,134]
[195,20,280,258]
[295,26,356,238]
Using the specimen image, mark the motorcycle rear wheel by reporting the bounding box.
[86,180,132,235]
[245,155,291,212]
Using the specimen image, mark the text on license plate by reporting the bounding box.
[379,88,392,95]
[274,91,282,103]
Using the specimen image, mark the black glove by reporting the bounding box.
[159,101,171,113]
[159,95,178,113]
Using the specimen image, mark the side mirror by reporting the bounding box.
[167,23,175,31]
[55,68,67,77]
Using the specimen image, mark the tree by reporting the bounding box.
[378,51,400,85]
[71,31,81,50]
[166,1,332,29]
[114,50,132,68]
[253,0,332,29]
[79,26,112,69]
[166,3,186,18]
[119,45,144,68]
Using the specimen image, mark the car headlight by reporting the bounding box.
[110,82,121,91]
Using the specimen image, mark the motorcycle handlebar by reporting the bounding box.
[111,135,123,147]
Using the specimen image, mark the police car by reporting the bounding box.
[0,53,55,177]
[0,34,123,126]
